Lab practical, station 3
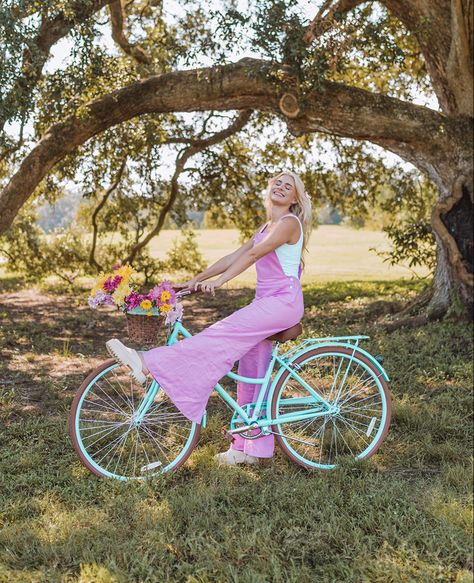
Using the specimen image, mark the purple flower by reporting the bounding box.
[149,280,176,306]
[149,286,161,301]
[88,289,114,309]
[103,275,123,293]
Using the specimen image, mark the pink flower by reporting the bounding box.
[150,280,176,306]
[165,301,183,325]
[124,291,143,310]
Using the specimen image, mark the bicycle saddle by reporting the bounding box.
[267,322,302,342]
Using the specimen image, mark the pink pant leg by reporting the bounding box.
[231,339,275,458]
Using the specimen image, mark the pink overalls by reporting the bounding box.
[143,218,304,457]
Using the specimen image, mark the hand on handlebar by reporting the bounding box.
[173,278,198,290]
[173,278,222,297]
[194,280,222,297]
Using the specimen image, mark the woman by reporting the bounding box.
[106,171,313,465]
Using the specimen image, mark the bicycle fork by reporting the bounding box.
[130,381,161,426]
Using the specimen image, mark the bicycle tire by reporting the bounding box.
[269,345,391,470]
[69,359,200,480]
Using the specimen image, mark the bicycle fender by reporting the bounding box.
[291,342,390,382]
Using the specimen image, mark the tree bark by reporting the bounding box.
[430,175,473,316]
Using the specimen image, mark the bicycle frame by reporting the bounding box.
[133,319,344,429]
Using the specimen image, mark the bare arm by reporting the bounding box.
[182,233,257,286]
[214,218,298,286]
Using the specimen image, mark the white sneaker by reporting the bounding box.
[214,448,258,466]
[106,338,148,385]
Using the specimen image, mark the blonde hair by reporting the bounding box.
[263,171,313,273]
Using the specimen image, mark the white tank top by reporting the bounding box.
[263,213,303,278]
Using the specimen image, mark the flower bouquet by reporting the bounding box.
[88,264,184,346]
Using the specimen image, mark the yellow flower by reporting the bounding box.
[146,312,153,317]
[159,303,172,312]
[115,264,135,282]
[160,290,171,302]
[140,300,152,310]
[114,280,130,296]
[112,284,131,305]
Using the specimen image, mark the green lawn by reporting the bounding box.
[148,226,430,284]
[0,277,472,582]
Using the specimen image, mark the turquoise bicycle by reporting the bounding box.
[69,289,392,480]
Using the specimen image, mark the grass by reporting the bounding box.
[0,277,472,582]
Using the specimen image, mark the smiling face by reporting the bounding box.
[269,174,297,208]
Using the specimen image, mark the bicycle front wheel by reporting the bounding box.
[69,359,200,480]
[270,345,391,470]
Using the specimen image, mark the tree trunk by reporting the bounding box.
[430,174,473,317]
[306,1,473,318]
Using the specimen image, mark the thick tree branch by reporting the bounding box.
[124,109,253,263]
[108,0,152,65]
[0,0,115,133]
[0,58,468,236]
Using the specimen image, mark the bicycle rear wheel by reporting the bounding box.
[270,345,391,470]
[69,359,200,480]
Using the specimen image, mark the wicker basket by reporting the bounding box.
[125,311,162,347]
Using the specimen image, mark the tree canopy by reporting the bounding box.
[0,0,472,317]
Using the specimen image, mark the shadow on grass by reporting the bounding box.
[0,277,472,582]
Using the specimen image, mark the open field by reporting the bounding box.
[148,226,431,284]
[0,275,472,582]
[12,226,430,288]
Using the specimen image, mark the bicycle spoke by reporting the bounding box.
[272,349,388,468]
[81,422,129,449]
[331,419,354,458]
[140,424,171,464]
[336,413,372,446]
[83,396,128,417]
[110,369,137,412]
[90,383,130,418]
